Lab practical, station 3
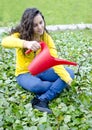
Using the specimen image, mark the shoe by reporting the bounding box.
[31,97,38,104]
[31,97,52,114]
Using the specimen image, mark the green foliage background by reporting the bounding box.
[0,29,92,130]
[0,0,92,129]
[0,0,92,26]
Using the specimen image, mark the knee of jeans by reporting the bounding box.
[66,68,75,79]
[29,80,43,93]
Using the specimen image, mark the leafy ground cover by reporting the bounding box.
[0,0,92,26]
[0,29,92,130]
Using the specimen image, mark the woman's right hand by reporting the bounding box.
[23,40,41,51]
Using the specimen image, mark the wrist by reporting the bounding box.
[67,79,73,85]
[23,40,27,48]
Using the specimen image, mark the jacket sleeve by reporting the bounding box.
[45,33,72,84]
[1,33,24,48]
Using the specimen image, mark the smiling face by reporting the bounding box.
[33,14,45,37]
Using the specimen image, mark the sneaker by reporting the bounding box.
[31,97,52,114]
[31,97,39,105]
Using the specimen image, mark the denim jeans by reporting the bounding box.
[16,67,74,101]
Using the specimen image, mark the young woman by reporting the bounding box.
[2,8,74,114]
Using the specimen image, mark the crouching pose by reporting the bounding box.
[2,8,75,114]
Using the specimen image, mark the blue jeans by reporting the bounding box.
[16,67,74,101]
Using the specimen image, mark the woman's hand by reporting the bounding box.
[67,79,73,86]
[23,40,41,51]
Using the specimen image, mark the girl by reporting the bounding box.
[2,8,74,114]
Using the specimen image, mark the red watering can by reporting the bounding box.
[25,42,77,75]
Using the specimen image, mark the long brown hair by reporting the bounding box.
[11,8,48,40]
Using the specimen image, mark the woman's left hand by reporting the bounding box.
[67,79,73,86]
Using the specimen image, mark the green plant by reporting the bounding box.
[0,29,92,130]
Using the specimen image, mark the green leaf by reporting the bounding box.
[64,115,71,123]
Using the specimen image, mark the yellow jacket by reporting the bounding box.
[1,32,72,83]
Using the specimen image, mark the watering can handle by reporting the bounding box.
[25,42,44,54]
[25,49,32,54]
